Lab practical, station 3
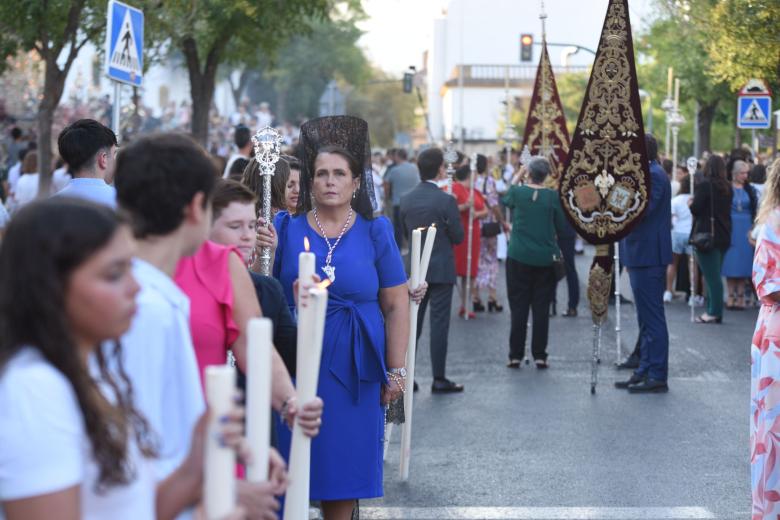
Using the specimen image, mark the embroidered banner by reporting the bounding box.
[558,0,650,244]
[521,41,570,185]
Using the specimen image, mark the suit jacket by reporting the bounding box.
[621,160,673,268]
[400,181,465,284]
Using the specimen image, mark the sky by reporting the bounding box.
[358,0,657,74]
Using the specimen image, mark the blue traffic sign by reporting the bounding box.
[105,1,144,87]
[738,96,771,129]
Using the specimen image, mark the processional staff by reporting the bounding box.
[250,126,283,275]
[464,154,477,321]
[686,156,698,323]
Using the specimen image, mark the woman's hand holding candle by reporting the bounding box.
[408,280,428,305]
[281,395,324,437]
[292,274,322,307]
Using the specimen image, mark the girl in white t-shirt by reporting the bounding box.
[665,175,694,302]
[0,199,262,520]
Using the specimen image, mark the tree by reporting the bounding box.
[639,1,733,155]
[152,0,330,145]
[0,1,106,192]
[707,0,780,93]
[346,69,418,148]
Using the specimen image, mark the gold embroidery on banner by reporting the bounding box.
[525,46,569,183]
[588,263,612,325]
[559,0,647,240]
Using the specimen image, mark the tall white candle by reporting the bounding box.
[418,225,437,281]
[246,317,272,483]
[667,67,673,99]
[204,365,236,520]
[299,238,315,294]
[399,228,423,480]
[283,286,328,520]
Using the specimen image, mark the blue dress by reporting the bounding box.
[273,213,406,500]
[722,188,754,278]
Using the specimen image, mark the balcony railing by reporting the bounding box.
[443,64,589,88]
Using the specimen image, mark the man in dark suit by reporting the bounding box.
[400,147,465,393]
[616,134,673,393]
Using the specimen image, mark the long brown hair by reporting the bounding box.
[757,158,780,225]
[0,198,156,491]
[702,155,732,196]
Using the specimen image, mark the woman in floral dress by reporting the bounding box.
[474,156,507,312]
[751,158,780,519]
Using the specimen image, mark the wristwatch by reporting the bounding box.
[388,367,407,378]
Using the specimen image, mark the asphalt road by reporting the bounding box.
[369,246,753,520]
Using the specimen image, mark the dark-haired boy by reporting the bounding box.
[56,119,118,208]
[223,124,252,178]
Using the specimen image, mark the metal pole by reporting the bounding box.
[647,92,653,134]
[464,154,476,320]
[686,157,698,322]
[591,323,600,394]
[259,174,273,275]
[458,64,465,150]
[614,244,622,363]
[664,115,671,159]
[112,81,121,140]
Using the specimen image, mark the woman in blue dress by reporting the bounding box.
[271,116,411,519]
[722,159,758,310]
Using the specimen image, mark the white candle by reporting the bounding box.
[204,365,236,520]
[667,67,673,99]
[299,238,315,295]
[399,228,423,480]
[674,78,680,110]
[419,225,437,281]
[283,285,328,520]
[246,317,272,483]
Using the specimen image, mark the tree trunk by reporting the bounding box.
[696,101,717,155]
[182,34,230,147]
[37,60,66,196]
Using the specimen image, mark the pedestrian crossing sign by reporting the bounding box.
[105,0,144,87]
[738,96,771,129]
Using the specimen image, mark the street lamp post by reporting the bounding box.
[661,96,675,160]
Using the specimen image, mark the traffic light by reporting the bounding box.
[520,34,534,62]
[403,72,414,94]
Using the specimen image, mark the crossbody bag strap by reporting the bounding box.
[709,181,715,234]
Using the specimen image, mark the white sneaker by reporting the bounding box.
[663,291,673,303]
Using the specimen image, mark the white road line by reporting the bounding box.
[309,506,716,519]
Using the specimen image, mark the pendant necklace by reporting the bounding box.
[312,206,353,283]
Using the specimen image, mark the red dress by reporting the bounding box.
[452,181,485,278]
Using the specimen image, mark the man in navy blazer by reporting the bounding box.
[616,134,672,393]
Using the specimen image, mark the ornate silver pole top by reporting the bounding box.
[251,126,283,176]
[520,144,533,166]
[686,156,698,177]
[443,141,458,176]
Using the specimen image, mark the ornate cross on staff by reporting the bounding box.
[443,141,458,194]
[251,126,283,276]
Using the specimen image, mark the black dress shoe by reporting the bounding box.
[431,378,464,393]
[616,356,640,370]
[627,378,669,393]
[413,381,419,393]
[614,373,645,389]
[562,308,577,317]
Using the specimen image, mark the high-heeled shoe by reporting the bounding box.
[473,299,486,312]
[487,299,503,312]
[458,307,476,319]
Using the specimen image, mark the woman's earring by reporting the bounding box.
[352,191,357,199]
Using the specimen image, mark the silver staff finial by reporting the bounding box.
[686,157,698,177]
[520,145,533,166]
[443,141,458,176]
[251,126,283,177]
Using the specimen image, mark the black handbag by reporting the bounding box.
[689,181,715,253]
[479,176,502,238]
[481,221,502,238]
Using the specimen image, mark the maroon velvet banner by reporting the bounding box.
[558,0,650,245]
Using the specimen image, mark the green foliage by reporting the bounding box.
[707,0,780,92]
[346,69,418,148]
[259,8,371,120]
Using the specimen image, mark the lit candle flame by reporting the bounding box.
[304,236,310,252]
[317,279,332,290]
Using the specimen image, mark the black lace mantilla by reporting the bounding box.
[297,116,376,219]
